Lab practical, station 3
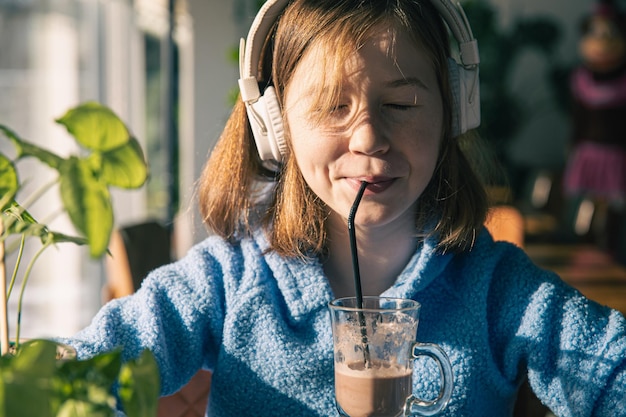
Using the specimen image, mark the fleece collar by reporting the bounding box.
[382,236,454,299]
[253,229,454,322]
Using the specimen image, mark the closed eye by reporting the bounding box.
[384,103,415,111]
[329,104,350,114]
[309,103,351,122]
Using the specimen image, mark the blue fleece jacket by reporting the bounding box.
[65,228,626,416]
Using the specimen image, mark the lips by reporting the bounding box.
[348,177,395,193]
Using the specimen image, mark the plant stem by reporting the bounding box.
[0,222,9,355]
[14,239,51,347]
[6,234,25,299]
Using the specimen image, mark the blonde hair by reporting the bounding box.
[198,0,488,257]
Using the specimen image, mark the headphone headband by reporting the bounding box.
[238,0,481,162]
[240,0,290,84]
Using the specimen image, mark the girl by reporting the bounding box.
[65,0,626,416]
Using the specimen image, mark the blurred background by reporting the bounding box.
[0,0,622,342]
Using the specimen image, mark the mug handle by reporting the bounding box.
[405,342,454,416]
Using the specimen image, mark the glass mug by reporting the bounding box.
[329,297,453,417]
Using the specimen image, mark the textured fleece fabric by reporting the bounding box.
[64,228,626,417]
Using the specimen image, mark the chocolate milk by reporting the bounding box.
[335,361,412,417]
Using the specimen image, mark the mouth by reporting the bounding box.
[348,177,396,193]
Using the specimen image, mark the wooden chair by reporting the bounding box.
[104,221,212,417]
[485,204,525,249]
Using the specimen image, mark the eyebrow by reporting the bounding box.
[296,76,430,106]
[386,77,429,90]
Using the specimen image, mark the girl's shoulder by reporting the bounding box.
[461,229,535,273]
[186,229,270,265]
[449,229,559,299]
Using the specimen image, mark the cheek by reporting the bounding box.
[410,141,440,181]
[404,124,442,179]
[289,124,323,161]
[408,118,443,164]
[287,112,346,163]
[287,119,335,183]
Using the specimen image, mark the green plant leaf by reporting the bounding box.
[55,349,121,415]
[11,339,59,376]
[1,197,86,249]
[0,154,18,211]
[57,349,121,390]
[0,368,57,417]
[58,156,113,257]
[2,201,44,236]
[56,102,130,152]
[0,342,160,417]
[96,137,148,189]
[118,350,160,417]
[56,399,115,417]
[0,340,61,417]
[0,124,64,169]
[48,231,89,246]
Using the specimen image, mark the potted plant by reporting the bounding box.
[0,102,159,416]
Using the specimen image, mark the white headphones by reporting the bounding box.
[238,0,481,162]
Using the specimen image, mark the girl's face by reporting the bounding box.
[284,29,443,229]
[581,16,626,73]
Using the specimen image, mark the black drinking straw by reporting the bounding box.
[348,181,371,366]
[348,181,368,308]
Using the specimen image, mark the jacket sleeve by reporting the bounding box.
[61,239,227,396]
[488,246,626,416]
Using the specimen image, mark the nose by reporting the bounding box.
[348,112,390,156]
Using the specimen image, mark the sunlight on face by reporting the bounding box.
[284,29,443,232]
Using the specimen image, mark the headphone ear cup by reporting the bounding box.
[447,57,480,137]
[448,58,463,138]
[262,86,287,159]
[245,86,286,162]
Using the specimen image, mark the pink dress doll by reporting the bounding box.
[563,0,626,259]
